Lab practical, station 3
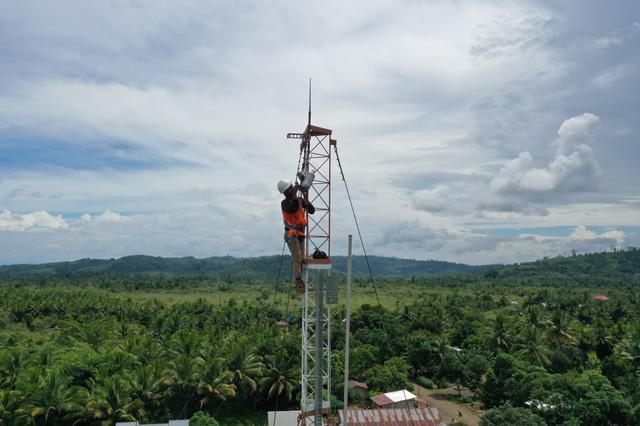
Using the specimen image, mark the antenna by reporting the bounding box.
[308,77,312,127]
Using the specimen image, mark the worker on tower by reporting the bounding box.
[278,179,315,292]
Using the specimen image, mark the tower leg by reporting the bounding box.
[314,269,323,426]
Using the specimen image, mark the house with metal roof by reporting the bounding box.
[348,379,370,401]
[370,389,418,409]
[338,407,447,426]
[116,421,188,426]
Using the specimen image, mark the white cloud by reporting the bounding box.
[490,144,600,194]
[94,210,123,222]
[556,112,599,150]
[592,65,631,89]
[379,221,501,255]
[591,22,640,51]
[78,210,125,223]
[491,113,601,197]
[412,185,452,213]
[592,35,624,51]
[376,221,631,264]
[0,209,69,231]
[469,13,551,58]
[412,113,602,216]
[0,206,280,264]
[569,224,624,245]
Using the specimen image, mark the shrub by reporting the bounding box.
[418,376,435,389]
[190,411,220,426]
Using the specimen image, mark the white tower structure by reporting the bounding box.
[287,121,336,426]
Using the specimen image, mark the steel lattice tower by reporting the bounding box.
[287,122,336,426]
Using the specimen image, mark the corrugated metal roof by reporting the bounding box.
[385,389,417,403]
[339,408,447,425]
[348,379,369,389]
[116,421,188,426]
[370,394,394,406]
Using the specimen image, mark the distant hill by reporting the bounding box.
[2,249,637,287]
[485,248,640,287]
[0,254,494,280]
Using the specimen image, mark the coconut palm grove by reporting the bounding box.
[0,249,639,425]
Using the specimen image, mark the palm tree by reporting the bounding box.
[24,368,84,424]
[126,336,164,366]
[592,317,614,358]
[223,334,264,408]
[197,354,235,409]
[522,306,542,329]
[130,361,164,417]
[616,325,640,370]
[86,377,144,425]
[488,314,512,353]
[513,326,551,368]
[0,390,25,425]
[95,348,138,378]
[545,310,576,345]
[0,350,24,390]
[172,330,204,359]
[435,337,449,363]
[229,352,263,399]
[164,353,204,417]
[261,354,299,404]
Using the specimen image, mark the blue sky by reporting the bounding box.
[1,0,639,265]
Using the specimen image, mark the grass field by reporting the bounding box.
[109,280,461,311]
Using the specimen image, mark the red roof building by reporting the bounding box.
[370,394,394,407]
[370,390,418,409]
[338,408,447,426]
[348,380,369,391]
[593,295,610,301]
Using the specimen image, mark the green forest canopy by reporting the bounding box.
[0,248,639,425]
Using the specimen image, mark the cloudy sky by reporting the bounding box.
[1,0,639,265]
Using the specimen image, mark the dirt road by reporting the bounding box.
[412,383,484,426]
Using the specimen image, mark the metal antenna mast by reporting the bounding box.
[286,82,336,426]
[308,78,312,128]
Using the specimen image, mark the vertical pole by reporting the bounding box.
[342,235,353,426]
[327,296,331,399]
[315,269,323,426]
[301,267,309,412]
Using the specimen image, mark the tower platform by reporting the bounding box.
[303,258,332,270]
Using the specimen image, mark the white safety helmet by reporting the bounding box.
[277,179,292,194]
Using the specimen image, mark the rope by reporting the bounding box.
[273,138,306,311]
[271,259,295,426]
[271,250,295,426]
[272,241,287,306]
[333,144,382,307]
[272,131,312,425]
[284,258,294,323]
